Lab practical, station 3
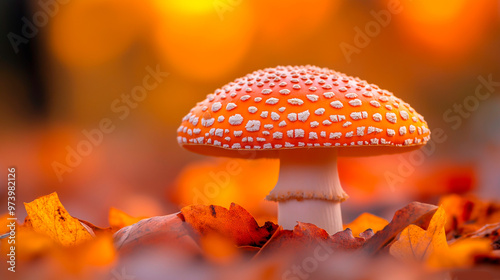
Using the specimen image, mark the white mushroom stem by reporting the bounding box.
[266,149,348,234]
[278,200,343,235]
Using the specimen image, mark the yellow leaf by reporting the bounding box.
[428,238,492,268]
[344,213,388,237]
[108,207,146,230]
[24,192,93,246]
[389,206,448,262]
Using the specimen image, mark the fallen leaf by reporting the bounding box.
[344,213,389,237]
[113,213,201,255]
[389,206,448,262]
[439,194,500,237]
[359,229,375,240]
[361,202,438,255]
[114,203,278,258]
[427,238,492,268]
[292,222,331,240]
[439,194,476,235]
[451,222,500,250]
[257,223,370,257]
[24,192,93,246]
[79,219,112,235]
[181,203,278,247]
[473,251,500,266]
[108,207,147,230]
[256,223,330,257]
[330,228,368,250]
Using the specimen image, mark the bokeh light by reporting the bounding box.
[152,0,255,81]
[48,0,151,68]
[394,0,497,61]
[171,158,278,223]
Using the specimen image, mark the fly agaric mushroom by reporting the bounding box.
[177,66,430,234]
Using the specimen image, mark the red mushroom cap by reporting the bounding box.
[177,65,430,158]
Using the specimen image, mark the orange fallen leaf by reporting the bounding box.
[452,222,500,243]
[331,228,371,250]
[362,202,438,255]
[108,207,147,230]
[256,223,330,257]
[344,213,389,237]
[257,223,371,257]
[428,238,492,268]
[389,206,448,262]
[181,203,278,247]
[439,194,477,234]
[24,192,93,246]
[439,194,500,237]
[473,251,500,265]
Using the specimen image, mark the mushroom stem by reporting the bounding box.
[267,149,348,234]
[277,200,343,234]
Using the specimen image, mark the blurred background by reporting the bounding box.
[0,0,499,226]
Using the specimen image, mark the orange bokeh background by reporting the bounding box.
[1,0,499,226]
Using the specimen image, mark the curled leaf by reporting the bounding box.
[114,203,277,257]
[362,202,437,255]
[389,206,448,262]
[24,192,93,246]
[330,228,367,250]
[113,213,200,255]
[181,203,278,247]
[256,223,330,256]
[257,223,371,257]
